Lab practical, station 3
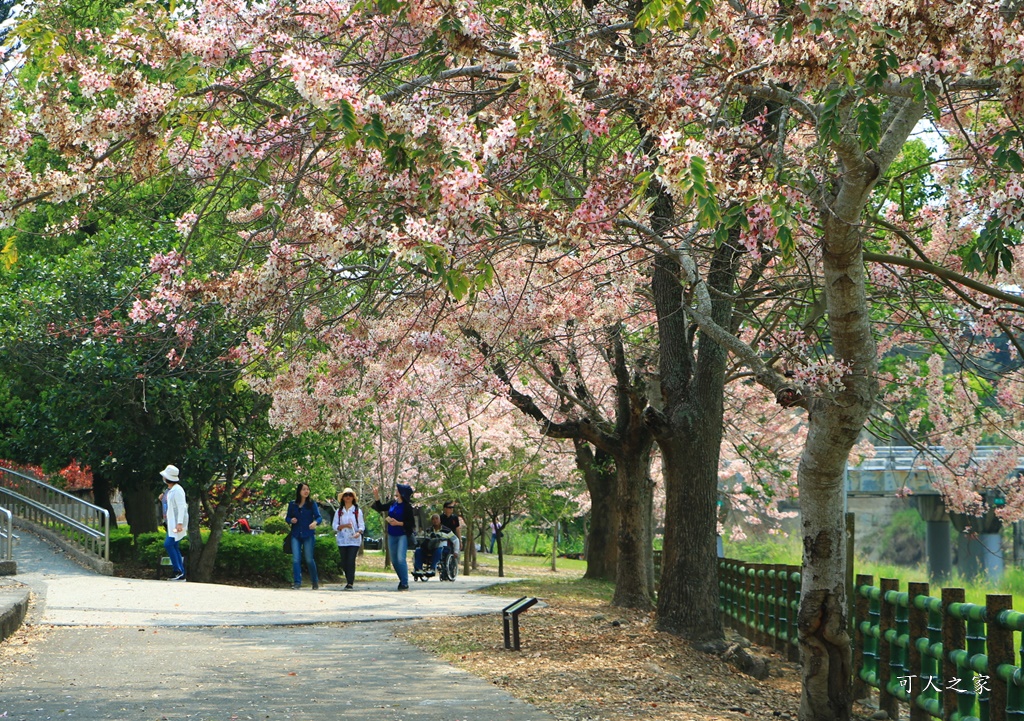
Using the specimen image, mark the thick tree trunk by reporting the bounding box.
[612,447,654,609]
[121,479,157,534]
[90,471,118,530]
[551,521,558,572]
[657,429,724,641]
[462,522,475,576]
[497,518,505,577]
[190,500,231,583]
[795,106,901,718]
[797,433,853,721]
[653,237,736,642]
[575,441,618,581]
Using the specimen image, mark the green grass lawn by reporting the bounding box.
[354,549,587,576]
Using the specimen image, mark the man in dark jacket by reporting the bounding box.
[439,501,462,555]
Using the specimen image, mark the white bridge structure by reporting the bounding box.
[845,446,1024,582]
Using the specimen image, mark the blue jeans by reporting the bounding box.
[388,533,409,587]
[164,535,184,575]
[291,534,319,587]
[414,544,444,572]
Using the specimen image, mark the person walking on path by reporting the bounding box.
[161,465,188,581]
[371,484,415,591]
[333,487,364,590]
[287,483,323,590]
[489,519,502,553]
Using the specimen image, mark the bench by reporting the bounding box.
[502,596,539,651]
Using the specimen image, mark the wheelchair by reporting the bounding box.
[412,533,459,582]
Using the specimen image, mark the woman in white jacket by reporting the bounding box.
[333,488,364,589]
[160,464,189,581]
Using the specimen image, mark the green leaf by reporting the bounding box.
[995,147,1024,173]
[777,226,794,259]
[819,88,846,144]
[855,101,882,150]
[331,99,357,132]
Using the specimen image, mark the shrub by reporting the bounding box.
[112,525,343,584]
[262,516,289,535]
[876,509,926,566]
[134,532,169,566]
[109,526,135,563]
[215,533,339,583]
[724,533,802,565]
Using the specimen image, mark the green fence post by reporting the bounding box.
[751,565,760,644]
[987,594,1012,721]
[788,566,801,663]
[846,512,855,639]
[968,604,989,721]
[894,586,910,704]
[745,565,756,639]
[726,560,737,631]
[943,587,966,721]
[853,573,874,701]
[768,566,779,652]
[736,562,746,634]
[879,577,899,720]
[756,567,768,646]
[908,581,928,721]
[775,563,787,652]
[924,587,944,718]
[720,560,729,629]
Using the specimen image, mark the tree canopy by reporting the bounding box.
[5,0,1024,718]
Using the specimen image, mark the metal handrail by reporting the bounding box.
[0,466,109,561]
[0,506,11,561]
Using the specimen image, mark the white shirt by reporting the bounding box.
[333,505,364,547]
[165,483,188,541]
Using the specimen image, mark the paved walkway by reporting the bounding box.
[0,530,552,721]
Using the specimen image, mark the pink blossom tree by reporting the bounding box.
[10,2,1024,719]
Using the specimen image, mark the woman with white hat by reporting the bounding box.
[333,487,364,590]
[160,464,188,581]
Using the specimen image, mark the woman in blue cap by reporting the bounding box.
[371,483,415,590]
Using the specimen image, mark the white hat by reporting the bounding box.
[160,465,180,482]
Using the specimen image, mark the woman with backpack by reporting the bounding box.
[333,487,364,590]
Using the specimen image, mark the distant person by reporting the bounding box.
[414,513,456,577]
[158,491,167,529]
[160,465,188,582]
[440,501,461,555]
[489,519,502,553]
[371,484,415,591]
[287,483,323,590]
[333,487,364,590]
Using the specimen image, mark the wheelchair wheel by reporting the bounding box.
[442,552,458,581]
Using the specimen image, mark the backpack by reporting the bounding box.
[336,505,361,533]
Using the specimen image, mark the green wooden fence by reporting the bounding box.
[718,558,802,662]
[718,558,1024,721]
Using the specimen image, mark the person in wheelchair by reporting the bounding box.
[412,514,458,581]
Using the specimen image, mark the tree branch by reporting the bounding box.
[616,217,801,407]
[864,250,1024,308]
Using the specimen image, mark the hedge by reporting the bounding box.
[114,528,341,585]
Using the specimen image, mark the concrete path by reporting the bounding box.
[0,531,552,721]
